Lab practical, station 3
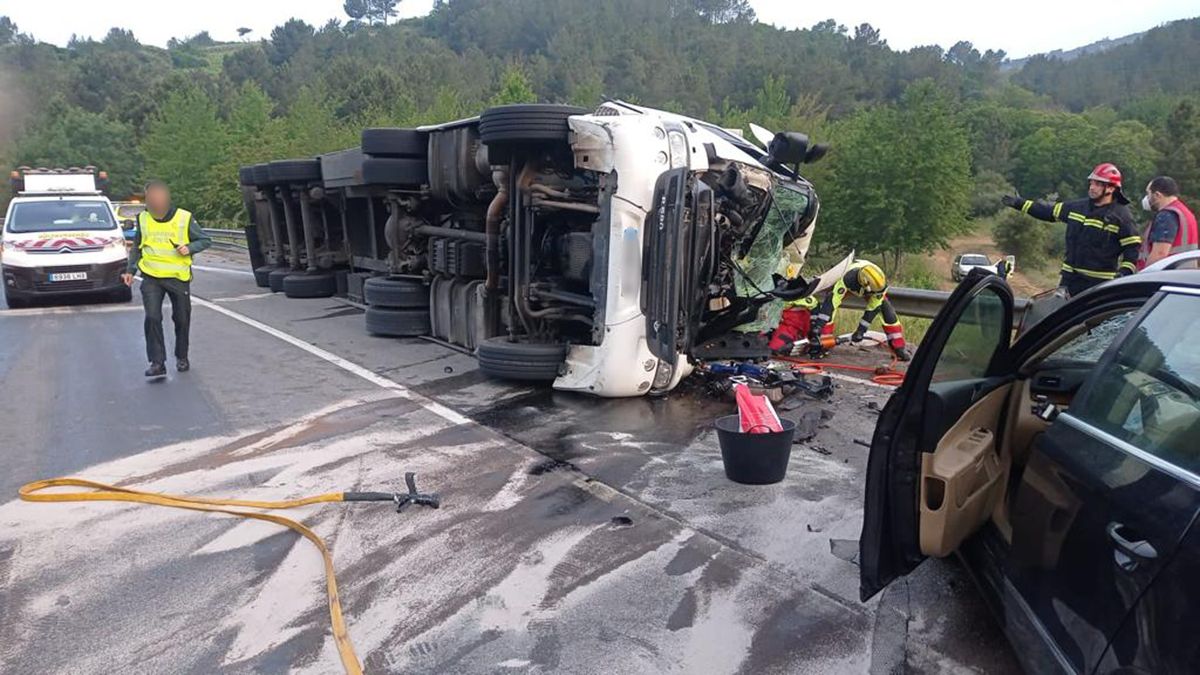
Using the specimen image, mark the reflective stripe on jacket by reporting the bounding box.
[137,209,193,282]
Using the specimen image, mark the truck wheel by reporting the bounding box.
[268,159,322,183]
[253,265,277,288]
[283,272,337,299]
[479,104,588,163]
[251,163,273,185]
[361,129,428,158]
[364,276,429,308]
[365,306,431,337]
[268,268,292,293]
[476,337,568,382]
[360,158,427,187]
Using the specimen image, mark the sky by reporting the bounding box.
[2,0,1197,58]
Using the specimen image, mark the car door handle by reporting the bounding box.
[1107,521,1158,572]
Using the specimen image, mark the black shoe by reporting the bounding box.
[145,363,167,378]
[177,358,190,372]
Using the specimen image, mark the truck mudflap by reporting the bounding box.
[642,168,713,364]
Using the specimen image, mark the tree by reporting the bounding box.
[267,19,314,65]
[0,15,31,45]
[488,64,537,106]
[139,82,227,210]
[344,0,370,25]
[8,101,142,198]
[820,80,972,273]
[1156,101,1200,203]
[346,0,400,26]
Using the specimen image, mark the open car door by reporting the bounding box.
[860,270,1015,601]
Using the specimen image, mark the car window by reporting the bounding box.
[932,287,1008,382]
[961,255,990,266]
[1073,294,1200,474]
[1040,311,1134,369]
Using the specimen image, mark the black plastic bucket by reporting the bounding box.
[714,414,796,485]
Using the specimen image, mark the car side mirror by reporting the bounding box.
[804,143,829,164]
[121,219,135,230]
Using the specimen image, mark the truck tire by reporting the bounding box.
[360,157,427,187]
[283,272,337,298]
[251,163,272,185]
[361,129,428,158]
[479,104,587,147]
[365,306,431,337]
[364,276,429,308]
[268,159,321,183]
[253,265,277,288]
[268,268,292,293]
[476,337,568,382]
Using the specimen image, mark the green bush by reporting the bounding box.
[969,170,1015,218]
[992,209,1050,266]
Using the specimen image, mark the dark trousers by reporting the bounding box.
[141,274,191,365]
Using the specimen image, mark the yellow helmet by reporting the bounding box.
[857,262,887,294]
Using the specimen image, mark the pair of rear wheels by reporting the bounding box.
[255,266,337,298]
[364,276,431,337]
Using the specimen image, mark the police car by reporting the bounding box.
[2,167,131,308]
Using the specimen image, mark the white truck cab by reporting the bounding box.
[2,167,130,308]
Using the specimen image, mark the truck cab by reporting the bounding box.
[2,167,130,308]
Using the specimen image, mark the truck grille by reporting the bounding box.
[41,264,92,274]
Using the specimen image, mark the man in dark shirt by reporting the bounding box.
[1138,176,1198,269]
[120,181,212,378]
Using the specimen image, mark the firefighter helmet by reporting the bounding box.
[857,262,887,294]
[1088,163,1123,187]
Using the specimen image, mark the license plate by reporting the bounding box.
[49,272,88,282]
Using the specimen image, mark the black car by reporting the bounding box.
[860,264,1200,674]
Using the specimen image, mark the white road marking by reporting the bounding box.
[194,264,256,277]
[193,296,470,426]
[2,304,140,316]
[212,292,276,303]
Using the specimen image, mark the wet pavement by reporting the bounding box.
[0,253,1020,674]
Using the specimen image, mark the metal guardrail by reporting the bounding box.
[201,227,247,250]
[207,223,1031,323]
[842,286,1030,323]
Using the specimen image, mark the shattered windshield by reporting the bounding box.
[734,183,812,332]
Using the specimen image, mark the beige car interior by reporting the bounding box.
[917,308,1135,558]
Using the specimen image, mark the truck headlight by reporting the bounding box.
[652,359,675,390]
[667,130,689,169]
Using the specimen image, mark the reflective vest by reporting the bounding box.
[1138,199,1198,269]
[137,209,193,281]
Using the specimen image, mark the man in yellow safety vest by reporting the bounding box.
[120,180,212,378]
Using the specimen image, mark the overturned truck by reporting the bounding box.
[239,102,824,397]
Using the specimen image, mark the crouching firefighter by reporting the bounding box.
[769,260,910,361]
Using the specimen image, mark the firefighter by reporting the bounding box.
[1138,176,1197,269]
[1002,163,1141,297]
[770,259,910,361]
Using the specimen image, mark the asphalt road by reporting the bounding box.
[0,255,1021,674]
